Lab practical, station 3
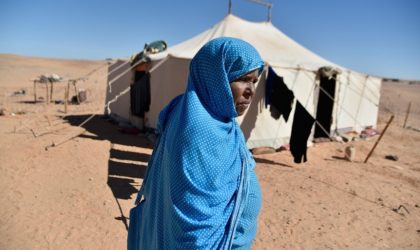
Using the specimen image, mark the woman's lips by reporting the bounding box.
[236,102,250,112]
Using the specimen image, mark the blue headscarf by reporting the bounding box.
[128,37,264,249]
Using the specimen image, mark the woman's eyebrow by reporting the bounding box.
[239,75,254,81]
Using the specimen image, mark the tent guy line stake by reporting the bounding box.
[364,115,394,163]
[45,129,86,151]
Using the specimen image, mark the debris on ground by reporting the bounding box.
[361,126,379,137]
[276,144,290,152]
[313,137,331,143]
[385,155,399,161]
[11,89,26,96]
[345,145,356,162]
[0,108,7,116]
[406,126,420,132]
[341,131,359,142]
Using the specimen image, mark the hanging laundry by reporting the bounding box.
[290,101,315,163]
[265,67,294,121]
[130,72,151,118]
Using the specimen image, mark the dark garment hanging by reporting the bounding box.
[290,101,315,163]
[265,67,294,121]
[130,72,151,118]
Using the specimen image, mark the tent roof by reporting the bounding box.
[168,14,338,70]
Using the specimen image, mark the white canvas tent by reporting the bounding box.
[105,14,382,149]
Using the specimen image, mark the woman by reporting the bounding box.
[128,37,264,249]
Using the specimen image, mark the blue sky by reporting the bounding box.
[1,0,419,80]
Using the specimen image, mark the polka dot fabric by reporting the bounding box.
[128,37,264,250]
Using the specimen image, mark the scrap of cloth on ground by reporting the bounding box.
[127,37,264,249]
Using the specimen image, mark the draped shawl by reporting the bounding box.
[128,37,264,249]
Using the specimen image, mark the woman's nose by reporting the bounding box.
[244,84,255,98]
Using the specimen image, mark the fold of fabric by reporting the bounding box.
[128,37,264,249]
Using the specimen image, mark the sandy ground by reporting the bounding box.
[0,54,419,249]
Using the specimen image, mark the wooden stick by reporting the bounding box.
[45,81,49,104]
[64,82,69,113]
[403,102,411,128]
[45,115,52,126]
[30,128,37,138]
[50,81,54,103]
[73,81,80,104]
[364,115,394,163]
[33,80,37,103]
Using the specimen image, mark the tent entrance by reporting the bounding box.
[314,69,337,138]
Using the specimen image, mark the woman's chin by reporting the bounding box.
[236,108,247,116]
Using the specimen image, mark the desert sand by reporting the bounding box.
[0,54,419,249]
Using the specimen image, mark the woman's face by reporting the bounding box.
[230,69,259,116]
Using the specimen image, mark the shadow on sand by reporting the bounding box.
[64,114,154,230]
[254,157,294,168]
